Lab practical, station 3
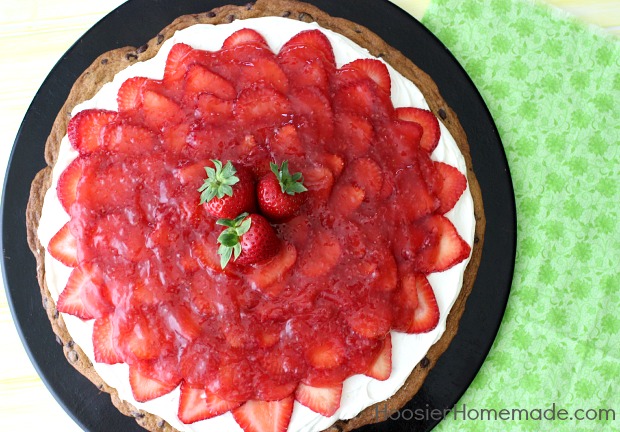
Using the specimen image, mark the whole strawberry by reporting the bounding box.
[216,213,281,268]
[198,160,256,219]
[257,161,308,221]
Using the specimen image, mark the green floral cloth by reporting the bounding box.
[419,0,620,430]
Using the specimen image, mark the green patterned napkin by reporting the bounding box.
[419,0,620,430]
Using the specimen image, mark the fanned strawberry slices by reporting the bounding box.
[48,27,471,432]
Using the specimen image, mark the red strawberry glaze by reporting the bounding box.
[50,27,471,427]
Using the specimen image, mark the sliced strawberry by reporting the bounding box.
[176,160,211,186]
[269,124,304,159]
[393,165,439,220]
[289,86,334,143]
[347,157,383,200]
[237,58,289,94]
[409,275,439,333]
[162,304,201,342]
[345,294,391,338]
[433,162,467,214]
[365,334,392,381]
[373,250,398,292]
[67,109,118,153]
[234,85,291,130]
[117,76,151,113]
[341,59,391,94]
[395,107,441,153]
[320,153,345,178]
[184,64,237,100]
[204,389,244,417]
[277,45,330,91]
[329,183,365,218]
[246,243,297,295]
[299,230,341,277]
[56,157,85,213]
[232,397,294,432]
[178,383,210,424]
[306,336,346,370]
[333,80,393,120]
[280,30,336,68]
[332,112,374,157]
[142,90,184,131]
[295,383,343,417]
[56,263,111,320]
[178,383,243,424]
[164,43,196,84]
[129,365,179,403]
[222,28,269,50]
[161,121,190,154]
[195,93,234,124]
[117,309,172,361]
[92,315,122,364]
[303,165,334,203]
[48,222,78,267]
[412,215,471,273]
[101,122,158,154]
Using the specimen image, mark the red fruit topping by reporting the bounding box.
[222,28,269,50]
[195,93,234,124]
[117,76,151,113]
[393,274,440,333]
[102,122,158,154]
[199,160,256,219]
[246,243,297,294]
[216,213,281,268]
[332,112,374,157]
[142,90,184,131]
[67,109,117,153]
[237,58,289,94]
[341,59,391,94]
[257,161,308,221]
[365,334,392,381]
[410,215,471,274]
[395,107,441,153]
[329,183,365,218]
[129,366,180,403]
[56,263,111,320]
[232,397,294,432]
[164,43,195,84]
[299,230,341,277]
[306,336,346,370]
[234,85,291,130]
[178,383,243,424]
[346,157,383,200]
[178,384,211,424]
[184,64,237,100]
[269,124,304,159]
[295,383,343,417]
[56,157,84,213]
[47,222,78,267]
[433,161,468,214]
[92,315,122,364]
[51,27,472,421]
[280,29,336,68]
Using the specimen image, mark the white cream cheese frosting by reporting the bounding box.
[37,17,475,432]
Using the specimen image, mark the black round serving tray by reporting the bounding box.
[2,0,516,431]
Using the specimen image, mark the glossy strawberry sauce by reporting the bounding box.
[51,28,470,416]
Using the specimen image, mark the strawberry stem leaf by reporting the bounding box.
[270,160,308,196]
[216,213,251,269]
[198,160,240,204]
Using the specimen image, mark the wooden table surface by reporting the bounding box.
[1,1,618,431]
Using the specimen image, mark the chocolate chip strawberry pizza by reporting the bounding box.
[26,1,485,431]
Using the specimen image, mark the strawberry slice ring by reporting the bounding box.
[40,20,477,432]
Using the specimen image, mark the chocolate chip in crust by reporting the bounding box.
[136,44,148,54]
[420,356,430,368]
[298,12,314,22]
[281,11,291,17]
[438,108,447,119]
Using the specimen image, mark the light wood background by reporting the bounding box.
[1,1,618,431]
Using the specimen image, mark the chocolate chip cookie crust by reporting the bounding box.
[26,1,485,431]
